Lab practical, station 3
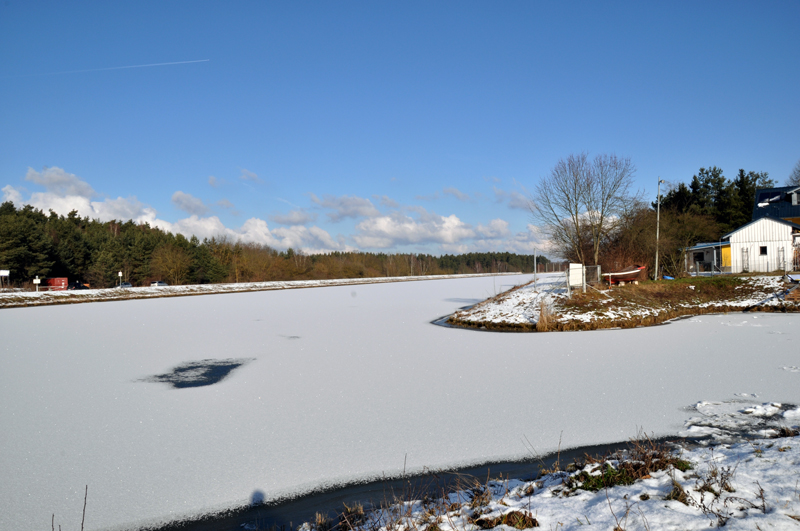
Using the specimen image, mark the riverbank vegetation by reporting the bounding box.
[448,274,799,332]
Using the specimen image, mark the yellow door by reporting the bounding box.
[721,245,731,268]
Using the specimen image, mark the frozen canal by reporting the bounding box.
[1,273,798,531]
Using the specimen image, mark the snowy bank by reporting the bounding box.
[300,433,800,531]
[0,272,521,309]
[449,273,800,331]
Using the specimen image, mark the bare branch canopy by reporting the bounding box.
[530,153,641,265]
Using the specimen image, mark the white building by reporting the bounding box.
[723,217,800,274]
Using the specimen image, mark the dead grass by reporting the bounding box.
[535,300,552,332]
[471,511,539,529]
[565,431,691,493]
[448,274,800,333]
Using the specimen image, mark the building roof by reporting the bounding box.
[686,241,730,252]
[752,186,800,221]
[722,216,800,240]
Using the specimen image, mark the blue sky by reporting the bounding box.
[2,1,798,255]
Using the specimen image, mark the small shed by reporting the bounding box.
[685,241,731,273]
[722,217,800,273]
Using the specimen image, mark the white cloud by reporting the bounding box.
[5,167,154,222]
[310,194,380,222]
[353,209,475,249]
[505,224,552,254]
[25,167,95,197]
[414,187,471,203]
[374,195,399,209]
[493,186,530,210]
[271,225,353,253]
[475,218,510,238]
[171,191,210,216]
[239,168,260,182]
[153,215,350,254]
[208,175,219,187]
[436,223,552,256]
[443,187,470,201]
[4,166,349,253]
[92,196,151,221]
[2,184,23,205]
[414,191,440,201]
[270,209,317,225]
[4,166,552,256]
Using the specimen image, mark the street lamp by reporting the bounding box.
[655,178,665,280]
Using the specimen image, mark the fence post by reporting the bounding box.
[582,265,586,293]
[565,270,571,298]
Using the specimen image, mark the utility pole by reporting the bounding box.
[655,178,665,280]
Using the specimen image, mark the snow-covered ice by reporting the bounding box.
[1,274,799,530]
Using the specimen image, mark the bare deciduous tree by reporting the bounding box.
[788,159,800,187]
[150,243,192,285]
[531,153,641,265]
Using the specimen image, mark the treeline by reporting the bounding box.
[574,166,774,276]
[658,167,773,234]
[0,201,547,287]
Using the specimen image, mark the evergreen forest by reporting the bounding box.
[0,201,547,288]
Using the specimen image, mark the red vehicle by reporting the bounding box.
[44,278,68,291]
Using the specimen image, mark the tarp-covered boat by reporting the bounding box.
[602,265,647,285]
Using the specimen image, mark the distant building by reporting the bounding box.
[686,217,800,274]
[724,217,800,273]
[752,186,800,225]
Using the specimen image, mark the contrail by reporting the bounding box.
[4,59,210,78]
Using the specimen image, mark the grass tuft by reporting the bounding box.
[565,431,691,493]
[535,300,552,332]
[664,479,689,505]
[472,511,539,529]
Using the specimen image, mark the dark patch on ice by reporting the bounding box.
[142,358,254,388]
[280,335,301,340]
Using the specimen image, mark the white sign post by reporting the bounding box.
[1,269,11,290]
[118,271,123,286]
[33,275,41,292]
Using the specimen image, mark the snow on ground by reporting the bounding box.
[327,432,800,531]
[447,273,566,326]
[1,274,799,531]
[0,272,519,309]
[453,273,796,327]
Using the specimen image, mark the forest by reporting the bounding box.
[0,201,547,288]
